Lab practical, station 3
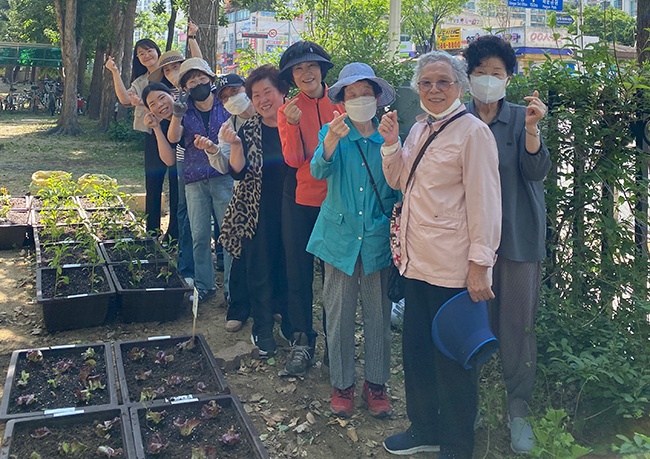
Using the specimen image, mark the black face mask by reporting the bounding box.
[189,83,212,102]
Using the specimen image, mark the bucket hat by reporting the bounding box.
[328,62,396,108]
[178,57,216,88]
[216,73,246,97]
[279,41,334,82]
[431,290,498,370]
[149,50,185,83]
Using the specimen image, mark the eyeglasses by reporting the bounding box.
[417,80,457,92]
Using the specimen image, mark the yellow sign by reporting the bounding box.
[436,28,462,50]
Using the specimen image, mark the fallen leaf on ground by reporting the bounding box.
[306,412,316,424]
[347,427,358,442]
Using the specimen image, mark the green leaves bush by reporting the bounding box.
[508,39,650,421]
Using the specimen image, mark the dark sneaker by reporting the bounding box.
[383,427,440,455]
[251,334,277,357]
[362,380,391,418]
[331,385,355,417]
[284,333,314,376]
[189,289,217,303]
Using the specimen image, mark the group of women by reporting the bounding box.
[108,30,550,458]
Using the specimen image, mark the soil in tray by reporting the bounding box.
[8,412,125,458]
[0,210,29,225]
[39,243,101,266]
[7,346,112,414]
[8,196,29,208]
[138,402,254,459]
[91,223,146,241]
[36,225,89,244]
[77,196,124,209]
[112,263,184,290]
[40,266,111,299]
[121,339,220,403]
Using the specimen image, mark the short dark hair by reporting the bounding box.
[463,35,517,76]
[245,64,289,99]
[141,82,173,109]
[132,39,161,82]
[342,79,382,101]
[180,69,214,89]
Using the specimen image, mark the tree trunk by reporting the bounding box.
[189,0,219,70]
[166,1,178,52]
[98,0,136,131]
[637,0,650,64]
[52,0,82,135]
[87,42,105,119]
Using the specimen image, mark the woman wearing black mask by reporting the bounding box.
[167,58,234,306]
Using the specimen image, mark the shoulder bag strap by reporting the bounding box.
[404,110,468,191]
[355,141,388,217]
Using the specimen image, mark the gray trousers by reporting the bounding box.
[323,259,392,389]
[490,257,541,418]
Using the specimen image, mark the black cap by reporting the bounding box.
[216,73,246,97]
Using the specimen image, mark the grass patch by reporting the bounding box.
[0,112,145,194]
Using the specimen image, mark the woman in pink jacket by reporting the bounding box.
[379,51,501,459]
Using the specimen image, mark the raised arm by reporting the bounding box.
[105,56,132,106]
[186,20,203,59]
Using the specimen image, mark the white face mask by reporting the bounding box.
[223,91,251,115]
[469,75,508,104]
[344,96,377,122]
[420,98,461,120]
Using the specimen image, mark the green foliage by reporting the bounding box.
[4,0,57,43]
[401,0,465,53]
[613,432,650,454]
[507,40,650,421]
[108,113,145,146]
[530,409,591,458]
[235,46,283,76]
[563,5,636,47]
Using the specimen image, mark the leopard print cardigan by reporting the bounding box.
[218,114,264,259]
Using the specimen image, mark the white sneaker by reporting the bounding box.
[510,417,534,454]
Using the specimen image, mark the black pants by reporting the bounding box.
[227,205,287,338]
[403,278,477,459]
[282,192,320,341]
[144,132,178,240]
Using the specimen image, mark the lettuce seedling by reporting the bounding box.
[146,432,170,454]
[154,350,174,366]
[173,417,202,436]
[135,370,152,381]
[75,389,92,403]
[128,347,146,361]
[139,386,165,403]
[201,400,221,419]
[191,445,217,459]
[29,452,41,459]
[219,426,241,446]
[26,349,43,364]
[17,370,29,387]
[95,417,121,438]
[17,394,37,406]
[145,409,167,425]
[30,427,51,439]
[87,375,106,391]
[163,375,186,387]
[47,378,58,389]
[97,446,123,457]
[81,347,96,360]
[195,382,207,393]
[59,441,88,455]
[53,359,74,375]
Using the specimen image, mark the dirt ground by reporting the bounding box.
[0,245,528,458]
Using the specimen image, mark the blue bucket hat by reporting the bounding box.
[328,62,395,108]
[431,290,499,370]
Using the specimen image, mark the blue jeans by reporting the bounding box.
[176,160,193,278]
[185,175,233,296]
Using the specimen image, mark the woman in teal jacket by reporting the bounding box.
[307,62,399,419]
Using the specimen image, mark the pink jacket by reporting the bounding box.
[382,106,501,288]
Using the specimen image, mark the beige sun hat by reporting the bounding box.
[178,57,216,88]
[149,50,185,83]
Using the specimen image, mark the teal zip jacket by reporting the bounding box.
[307,118,400,276]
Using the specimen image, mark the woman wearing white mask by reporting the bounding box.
[307,62,400,419]
[379,51,501,459]
[464,35,551,454]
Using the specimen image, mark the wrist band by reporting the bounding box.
[525,126,540,137]
[187,35,196,39]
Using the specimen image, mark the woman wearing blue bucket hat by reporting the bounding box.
[307,62,400,419]
[379,51,502,459]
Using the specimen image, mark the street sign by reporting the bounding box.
[241,32,269,39]
[268,29,278,38]
[507,0,562,11]
[555,13,574,25]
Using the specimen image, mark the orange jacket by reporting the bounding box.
[278,87,344,206]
